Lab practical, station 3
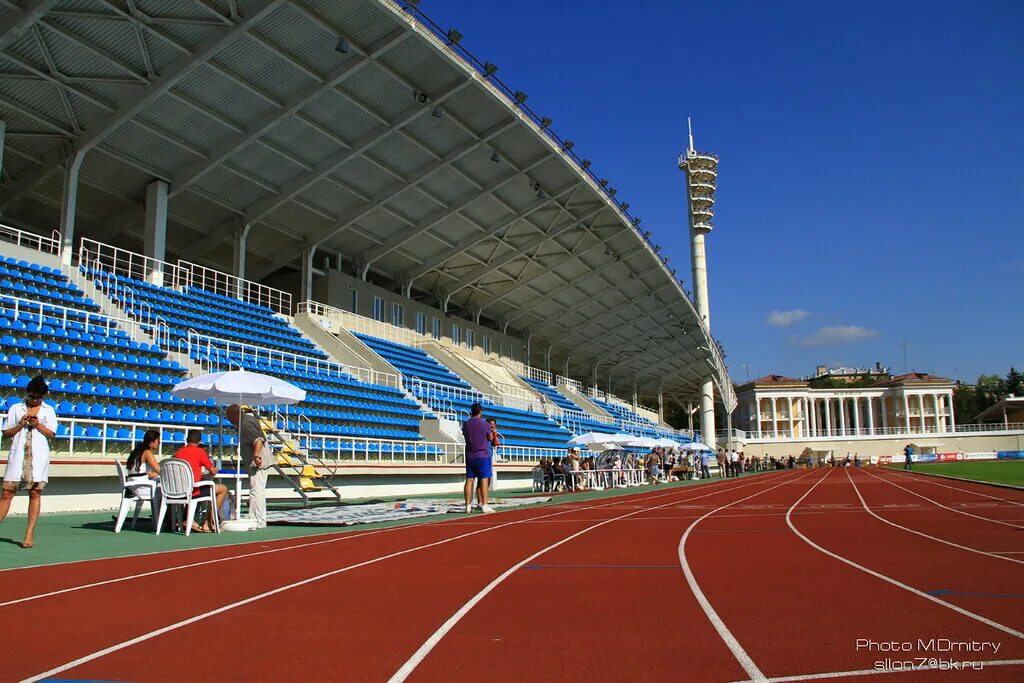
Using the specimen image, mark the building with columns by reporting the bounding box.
[734,372,956,439]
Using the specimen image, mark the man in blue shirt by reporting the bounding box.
[903,444,913,470]
[699,450,711,479]
[462,402,495,514]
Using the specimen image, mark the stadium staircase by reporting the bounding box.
[258,413,342,504]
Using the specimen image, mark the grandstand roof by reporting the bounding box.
[0,0,733,408]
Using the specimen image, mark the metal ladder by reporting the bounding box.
[260,412,342,506]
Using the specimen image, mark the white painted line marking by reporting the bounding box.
[846,470,1024,565]
[864,469,1024,529]
[677,469,820,683]
[885,468,1024,506]
[786,472,1024,641]
[21,473,782,683]
[388,471,798,683]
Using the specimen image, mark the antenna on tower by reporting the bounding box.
[687,117,695,154]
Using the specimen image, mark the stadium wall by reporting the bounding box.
[739,432,1024,461]
[317,269,529,363]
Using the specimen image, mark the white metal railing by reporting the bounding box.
[177,258,292,316]
[78,257,172,349]
[299,300,424,347]
[408,377,544,415]
[0,223,60,255]
[46,417,225,459]
[180,331,401,390]
[80,238,188,289]
[0,292,170,349]
[558,408,616,426]
[295,435,567,465]
[556,375,584,392]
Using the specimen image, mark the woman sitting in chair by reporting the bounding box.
[126,429,162,487]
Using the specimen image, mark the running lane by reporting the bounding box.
[876,468,1024,525]
[791,469,1024,657]
[852,468,1024,556]
[21,481,733,682]
[391,471,800,682]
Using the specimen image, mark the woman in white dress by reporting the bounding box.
[0,376,58,548]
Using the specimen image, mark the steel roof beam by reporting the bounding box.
[0,0,284,212]
[447,199,606,296]
[167,28,410,199]
[0,1,59,53]
[241,75,472,229]
[249,114,517,280]
[406,182,585,281]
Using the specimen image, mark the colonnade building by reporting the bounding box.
[733,373,956,439]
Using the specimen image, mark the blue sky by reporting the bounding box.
[423,0,1023,383]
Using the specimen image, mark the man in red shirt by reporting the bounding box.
[174,430,227,532]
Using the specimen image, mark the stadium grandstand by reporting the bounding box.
[0,0,734,506]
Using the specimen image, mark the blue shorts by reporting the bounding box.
[466,457,493,480]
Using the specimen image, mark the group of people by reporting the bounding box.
[125,403,276,531]
[535,448,601,491]
[0,375,278,545]
[715,449,763,477]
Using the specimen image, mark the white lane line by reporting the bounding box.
[388,471,802,683]
[0,527,395,608]
[1,480,751,605]
[863,469,1024,529]
[677,469,822,683]
[730,657,1024,682]
[22,474,778,683]
[785,473,1024,641]
[884,468,1024,507]
[846,470,1024,565]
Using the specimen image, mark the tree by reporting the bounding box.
[953,382,978,423]
[1006,367,1023,397]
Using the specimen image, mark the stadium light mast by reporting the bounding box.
[678,118,720,447]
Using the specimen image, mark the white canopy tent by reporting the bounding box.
[171,370,305,531]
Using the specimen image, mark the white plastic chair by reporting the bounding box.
[531,467,545,492]
[114,460,157,533]
[155,458,220,536]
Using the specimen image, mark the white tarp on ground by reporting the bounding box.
[267,496,551,526]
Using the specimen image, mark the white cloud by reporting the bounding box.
[766,309,810,327]
[793,325,879,348]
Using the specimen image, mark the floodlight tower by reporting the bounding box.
[678,119,720,447]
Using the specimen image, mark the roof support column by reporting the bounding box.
[232,223,251,300]
[657,384,664,423]
[144,179,168,286]
[632,377,638,411]
[59,149,86,267]
[544,345,552,374]
[301,246,317,303]
[0,119,5,188]
[699,378,715,447]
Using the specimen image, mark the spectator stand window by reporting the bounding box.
[482,334,490,355]
[431,317,441,340]
[415,311,426,335]
[390,302,404,328]
[451,323,462,347]
[372,296,384,322]
[466,329,474,351]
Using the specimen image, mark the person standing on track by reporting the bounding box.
[462,403,494,514]
[0,376,57,549]
[700,449,711,479]
[903,444,913,471]
[226,404,273,529]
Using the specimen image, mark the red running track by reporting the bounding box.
[5,468,1023,682]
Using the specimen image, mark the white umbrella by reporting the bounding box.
[625,436,660,448]
[654,437,680,448]
[171,369,306,404]
[569,431,629,446]
[681,441,713,452]
[171,370,305,531]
